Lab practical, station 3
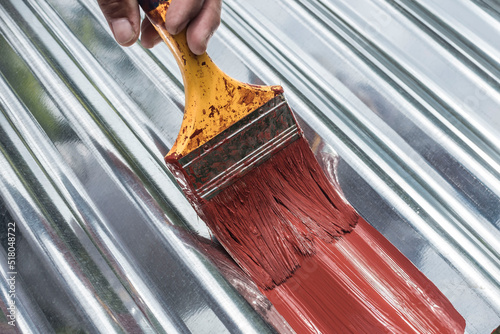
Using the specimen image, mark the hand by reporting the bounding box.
[97,0,222,55]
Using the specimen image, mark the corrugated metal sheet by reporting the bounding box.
[0,0,499,333]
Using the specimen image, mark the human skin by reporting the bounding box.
[97,0,222,55]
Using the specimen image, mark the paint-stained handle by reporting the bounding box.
[139,0,282,158]
[138,0,210,87]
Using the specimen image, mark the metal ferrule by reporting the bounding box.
[178,94,301,200]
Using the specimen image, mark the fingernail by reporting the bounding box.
[111,18,135,45]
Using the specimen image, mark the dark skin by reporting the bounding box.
[97,0,222,55]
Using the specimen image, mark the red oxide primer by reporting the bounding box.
[180,136,465,333]
[263,219,465,333]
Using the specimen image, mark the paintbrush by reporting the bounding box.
[138,0,466,332]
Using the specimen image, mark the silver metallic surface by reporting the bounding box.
[0,0,499,333]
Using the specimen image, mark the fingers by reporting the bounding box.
[165,0,221,55]
[185,0,221,55]
[98,0,141,46]
[165,0,205,35]
[140,19,162,48]
[98,0,222,53]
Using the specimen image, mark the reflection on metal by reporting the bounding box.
[0,0,498,333]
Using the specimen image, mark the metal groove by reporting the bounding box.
[0,73,185,333]
[391,0,500,84]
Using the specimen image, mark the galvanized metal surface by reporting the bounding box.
[0,0,499,333]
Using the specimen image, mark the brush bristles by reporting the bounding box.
[199,137,359,289]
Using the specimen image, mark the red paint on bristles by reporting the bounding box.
[201,137,358,289]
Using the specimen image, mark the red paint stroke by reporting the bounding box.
[263,219,465,333]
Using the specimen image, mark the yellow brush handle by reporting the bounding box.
[141,0,282,158]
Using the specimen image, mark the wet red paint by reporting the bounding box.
[170,135,465,333]
[200,137,358,289]
[262,219,465,333]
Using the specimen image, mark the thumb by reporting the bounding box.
[98,0,141,46]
